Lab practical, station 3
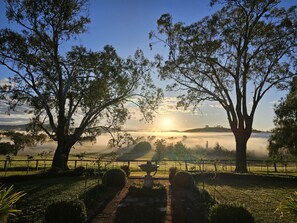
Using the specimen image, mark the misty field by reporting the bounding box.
[19,131,271,158]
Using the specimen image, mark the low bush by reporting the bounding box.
[102,168,127,188]
[173,171,195,190]
[169,167,177,185]
[73,166,85,176]
[120,165,130,177]
[82,184,105,209]
[209,203,255,223]
[45,199,87,223]
[277,191,297,220]
[0,185,26,221]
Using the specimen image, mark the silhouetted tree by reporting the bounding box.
[0,0,162,169]
[0,131,43,155]
[151,0,297,172]
[268,77,297,159]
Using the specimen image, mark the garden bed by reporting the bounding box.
[115,183,167,223]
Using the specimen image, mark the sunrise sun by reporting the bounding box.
[161,117,174,129]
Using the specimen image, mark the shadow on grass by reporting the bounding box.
[115,183,167,223]
[118,142,152,160]
[171,186,212,223]
[83,184,121,223]
[9,176,119,223]
[194,172,297,189]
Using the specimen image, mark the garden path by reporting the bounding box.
[92,179,207,223]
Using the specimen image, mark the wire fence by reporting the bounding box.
[0,158,296,177]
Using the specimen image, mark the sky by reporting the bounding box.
[0,0,295,131]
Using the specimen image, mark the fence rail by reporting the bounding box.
[0,158,296,177]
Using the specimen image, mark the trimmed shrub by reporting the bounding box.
[209,203,255,223]
[73,166,85,176]
[45,199,87,223]
[169,167,177,185]
[120,165,131,177]
[102,168,127,188]
[84,168,97,176]
[173,171,195,190]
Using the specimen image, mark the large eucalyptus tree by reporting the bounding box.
[151,0,297,172]
[0,0,162,169]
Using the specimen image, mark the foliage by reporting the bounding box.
[277,191,297,220]
[209,202,255,223]
[0,185,26,218]
[152,140,237,161]
[133,141,152,153]
[73,166,86,176]
[169,167,177,185]
[0,143,14,156]
[44,199,86,223]
[0,131,45,156]
[102,168,127,188]
[173,171,195,190]
[199,176,296,223]
[150,0,297,172]
[82,184,105,210]
[154,139,167,161]
[0,0,162,170]
[5,177,97,223]
[268,78,297,159]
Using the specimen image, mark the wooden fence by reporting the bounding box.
[0,158,296,177]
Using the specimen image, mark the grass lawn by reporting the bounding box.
[197,177,296,223]
[8,176,100,223]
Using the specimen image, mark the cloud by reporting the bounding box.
[0,101,32,125]
[208,102,223,109]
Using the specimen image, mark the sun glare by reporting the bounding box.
[161,117,174,129]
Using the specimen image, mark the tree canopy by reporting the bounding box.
[0,0,162,169]
[0,131,45,155]
[151,0,297,172]
[268,77,297,159]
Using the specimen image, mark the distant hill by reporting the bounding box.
[0,124,28,131]
[184,126,262,133]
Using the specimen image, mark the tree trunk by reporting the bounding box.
[234,133,249,173]
[51,140,74,170]
[235,140,248,172]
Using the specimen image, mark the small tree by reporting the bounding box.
[268,77,297,159]
[0,131,41,155]
[0,142,14,155]
[154,139,167,161]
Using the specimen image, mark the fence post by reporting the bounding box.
[35,160,39,171]
[202,160,205,172]
[4,160,7,172]
[74,160,77,169]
